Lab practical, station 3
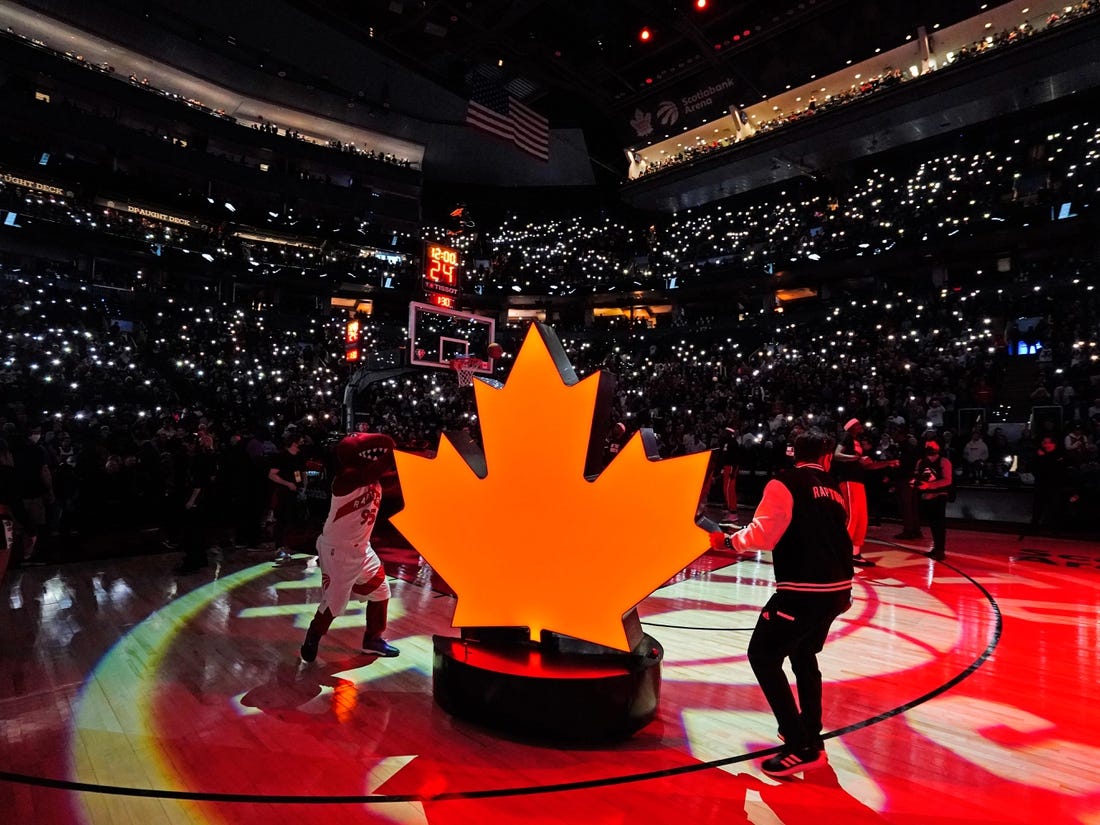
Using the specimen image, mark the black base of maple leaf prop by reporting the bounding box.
[432,631,664,744]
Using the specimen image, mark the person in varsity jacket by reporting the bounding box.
[300,432,401,663]
[709,429,853,777]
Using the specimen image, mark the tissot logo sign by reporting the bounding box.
[625,75,738,141]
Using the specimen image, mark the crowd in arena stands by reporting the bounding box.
[2,26,417,170]
[2,77,1100,564]
[0,272,346,556]
[0,177,420,289]
[631,1,1100,180]
[628,274,1096,446]
[638,69,906,178]
[5,102,1099,300]
[326,139,415,168]
[2,245,1097,567]
[462,115,1100,294]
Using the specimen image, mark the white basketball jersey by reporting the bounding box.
[317,481,381,550]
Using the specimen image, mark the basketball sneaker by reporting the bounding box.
[761,745,828,777]
[300,631,320,664]
[851,553,877,567]
[777,731,824,752]
[362,636,400,657]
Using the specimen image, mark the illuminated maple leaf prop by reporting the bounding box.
[391,324,712,651]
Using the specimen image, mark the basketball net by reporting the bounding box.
[449,356,488,387]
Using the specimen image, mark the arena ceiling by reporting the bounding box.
[290,0,987,126]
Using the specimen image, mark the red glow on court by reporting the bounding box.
[5,521,1100,825]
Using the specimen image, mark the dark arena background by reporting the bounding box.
[2,1,1100,823]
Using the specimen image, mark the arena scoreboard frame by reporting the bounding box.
[423,241,460,309]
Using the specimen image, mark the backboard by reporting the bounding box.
[408,301,496,374]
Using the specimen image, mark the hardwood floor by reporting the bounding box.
[1,523,1098,824]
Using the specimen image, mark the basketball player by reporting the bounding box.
[709,429,853,777]
[300,432,400,663]
[833,419,896,567]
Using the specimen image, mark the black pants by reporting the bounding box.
[920,496,947,554]
[1030,484,1063,532]
[746,589,851,750]
[234,470,267,547]
[272,488,299,549]
[179,503,208,569]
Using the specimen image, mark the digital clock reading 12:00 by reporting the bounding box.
[425,242,460,291]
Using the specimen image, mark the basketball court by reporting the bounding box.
[1,522,1097,824]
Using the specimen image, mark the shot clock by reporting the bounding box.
[424,242,460,308]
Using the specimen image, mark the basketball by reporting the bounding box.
[487,342,504,360]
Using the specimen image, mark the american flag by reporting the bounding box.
[466,75,549,161]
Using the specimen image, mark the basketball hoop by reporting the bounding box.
[449,356,489,387]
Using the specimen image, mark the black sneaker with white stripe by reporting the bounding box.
[761,745,827,777]
[361,636,400,657]
[778,731,824,752]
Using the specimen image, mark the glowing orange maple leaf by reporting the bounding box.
[391,324,712,651]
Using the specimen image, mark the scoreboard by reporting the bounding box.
[423,242,460,309]
[344,318,360,362]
